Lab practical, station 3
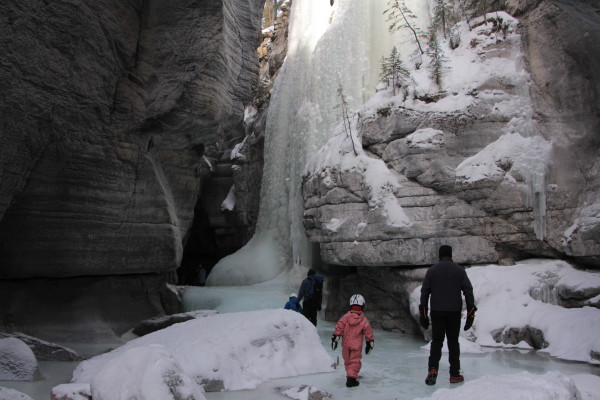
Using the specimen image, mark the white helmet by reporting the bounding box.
[349,294,365,307]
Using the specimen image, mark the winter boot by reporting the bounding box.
[449,374,464,383]
[425,368,438,386]
[346,377,360,387]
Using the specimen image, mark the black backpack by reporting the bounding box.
[313,275,324,304]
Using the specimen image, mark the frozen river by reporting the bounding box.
[2,281,599,399]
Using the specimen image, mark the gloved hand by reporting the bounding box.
[464,306,477,331]
[365,340,374,355]
[418,304,429,329]
[331,334,340,350]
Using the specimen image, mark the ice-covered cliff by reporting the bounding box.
[303,0,600,269]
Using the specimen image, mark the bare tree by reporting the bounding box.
[263,0,285,28]
[384,0,425,54]
[336,84,359,156]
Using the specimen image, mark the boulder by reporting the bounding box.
[51,384,91,400]
[491,326,549,349]
[90,345,205,400]
[0,333,84,361]
[0,387,34,400]
[0,338,40,381]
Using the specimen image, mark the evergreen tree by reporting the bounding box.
[380,46,411,96]
[432,0,454,39]
[427,27,448,87]
[384,0,424,54]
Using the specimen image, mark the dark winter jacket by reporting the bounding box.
[284,296,302,313]
[298,274,323,305]
[420,258,475,312]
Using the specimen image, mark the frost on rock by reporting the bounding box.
[0,338,40,381]
[305,126,411,229]
[280,385,332,400]
[455,132,551,239]
[414,371,580,400]
[90,345,205,400]
[406,128,445,149]
[410,259,600,364]
[0,387,34,400]
[73,310,334,392]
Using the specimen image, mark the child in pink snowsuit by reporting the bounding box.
[332,294,374,387]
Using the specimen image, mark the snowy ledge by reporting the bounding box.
[411,259,600,365]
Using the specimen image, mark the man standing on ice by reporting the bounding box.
[419,245,476,385]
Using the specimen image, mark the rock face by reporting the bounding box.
[0,0,263,338]
[302,1,600,269]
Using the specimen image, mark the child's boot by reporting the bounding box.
[346,376,360,387]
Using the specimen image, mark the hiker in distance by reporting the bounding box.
[419,245,477,385]
[297,268,324,326]
[331,294,374,388]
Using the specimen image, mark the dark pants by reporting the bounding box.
[429,310,461,376]
[302,299,318,326]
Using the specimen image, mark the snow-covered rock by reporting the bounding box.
[73,309,334,391]
[570,374,600,400]
[90,345,205,400]
[51,383,91,400]
[0,387,34,400]
[413,371,580,400]
[280,385,332,400]
[0,333,84,361]
[0,338,40,381]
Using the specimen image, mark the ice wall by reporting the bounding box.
[207,0,411,285]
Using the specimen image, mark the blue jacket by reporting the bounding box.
[284,296,302,312]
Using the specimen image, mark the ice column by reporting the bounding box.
[207,0,402,285]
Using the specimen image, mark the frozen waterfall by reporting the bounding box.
[207,0,427,286]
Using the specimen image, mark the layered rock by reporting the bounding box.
[303,2,600,269]
[0,0,263,339]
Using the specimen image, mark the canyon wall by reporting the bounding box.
[0,0,264,340]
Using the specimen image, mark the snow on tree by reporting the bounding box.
[426,26,449,87]
[432,0,457,39]
[383,0,425,55]
[379,46,411,96]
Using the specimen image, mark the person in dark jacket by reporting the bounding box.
[419,245,477,386]
[297,268,324,326]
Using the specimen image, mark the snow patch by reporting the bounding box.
[414,371,580,400]
[73,310,334,392]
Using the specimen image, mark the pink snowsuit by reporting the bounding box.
[333,309,374,378]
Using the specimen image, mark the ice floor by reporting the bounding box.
[183,282,600,400]
[2,281,600,400]
[198,320,600,400]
